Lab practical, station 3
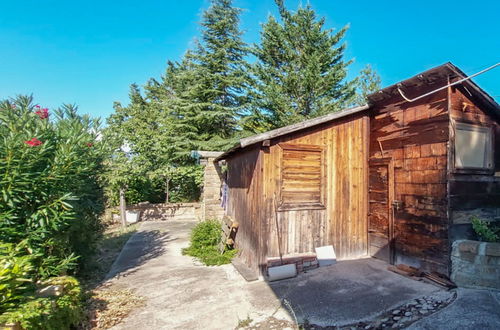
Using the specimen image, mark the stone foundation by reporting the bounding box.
[451,240,500,290]
[266,253,318,275]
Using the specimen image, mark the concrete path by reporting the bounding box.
[105,221,492,329]
[106,221,293,330]
[408,288,500,330]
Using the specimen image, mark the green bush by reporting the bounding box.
[471,216,500,242]
[0,242,36,314]
[0,96,104,327]
[0,276,82,330]
[182,220,237,266]
[168,165,204,203]
[0,95,106,277]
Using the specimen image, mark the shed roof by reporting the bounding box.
[215,104,369,161]
[216,62,499,161]
[368,62,499,115]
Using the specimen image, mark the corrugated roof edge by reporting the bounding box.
[215,104,369,161]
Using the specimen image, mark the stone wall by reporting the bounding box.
[126,202,201,221]
[451,240,500,290]
[200,156,225,221]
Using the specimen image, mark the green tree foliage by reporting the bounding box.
[181,0,250,150]
[353,64,381,106]
[104,0,248,204]
[245,0,357,132]
[104,78,203,205]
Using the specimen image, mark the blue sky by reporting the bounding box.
[1,0,499,120]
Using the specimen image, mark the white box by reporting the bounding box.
[315,245,336,267]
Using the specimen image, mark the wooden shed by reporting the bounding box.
[216,62,500,276]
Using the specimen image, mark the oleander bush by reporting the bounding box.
[0,95,106,327]
[0,276,82,330]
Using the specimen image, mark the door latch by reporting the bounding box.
[392,200,403,211]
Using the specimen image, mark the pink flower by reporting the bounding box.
[35,105,40,109]
[24,138,43,147]
[35,108,49,119]
[86,142,93,147]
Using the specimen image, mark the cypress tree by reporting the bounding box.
[245,0,356,132]
[184,0,250,150]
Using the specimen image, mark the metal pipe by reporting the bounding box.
[397,62,500,103]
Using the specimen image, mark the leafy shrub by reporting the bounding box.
[0,241,36,314]
[0,276,82,330]
[0,96,104,327]
[0,95,106,277]
[182,220,237,266]
[168,165,204,203]
[471,216,500,242]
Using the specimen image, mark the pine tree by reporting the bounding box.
[245,0,356,132]
[353,64,381,106]
[183,0,250,150]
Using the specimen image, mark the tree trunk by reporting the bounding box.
[119,187,127,228]
[165,177,170,204]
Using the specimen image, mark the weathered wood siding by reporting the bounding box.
[226,113,369,271]
[448,86,500,241]
[369,86,450,274]
[225,146,263,270]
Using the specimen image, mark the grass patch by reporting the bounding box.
[79,286,145,330]
[79,223,139,288]
[78,222,140,329]
[182,220,237,266]
[236,315,253,328]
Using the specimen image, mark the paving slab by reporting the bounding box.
[408,288,500,330]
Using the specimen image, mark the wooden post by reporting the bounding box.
[119,187,127,228]
[165,177,170,204]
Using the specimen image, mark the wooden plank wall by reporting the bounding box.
[448,86,500,241]
[225,146,263,270]
[225,113,369,272]
[369,87,450,274]
[262,114,369,266]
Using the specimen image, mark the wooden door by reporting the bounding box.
[368,159,394,263]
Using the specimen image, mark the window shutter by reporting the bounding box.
[279,144,325,210]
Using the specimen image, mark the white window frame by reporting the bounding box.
[453,121,494,173]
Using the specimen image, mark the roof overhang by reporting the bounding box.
[216,62,499,162]
[215,104,369,161]
[367,62,499,116]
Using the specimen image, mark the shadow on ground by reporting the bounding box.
[105,227,176,280]
[265,258,443,327]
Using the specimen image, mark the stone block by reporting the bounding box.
[458,240,480,254]
[459,251,477,263]
[485,243,500,257]
[476,255,500,266]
